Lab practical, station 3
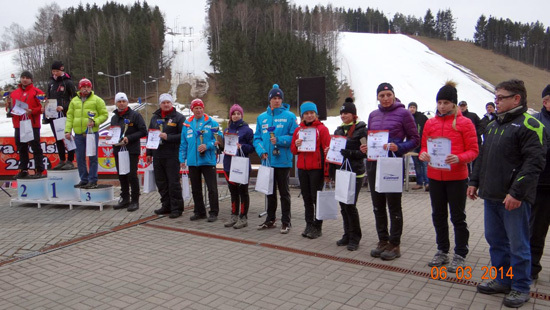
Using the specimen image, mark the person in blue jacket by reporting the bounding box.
[222,104,254,229]
[180,98,221,223]
[254,84,299,234]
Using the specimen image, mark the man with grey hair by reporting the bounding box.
[146,93,186,218]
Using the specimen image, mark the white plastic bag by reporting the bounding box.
[375,155,403,193]
[117,147,130,175]
[254,159,274,195]
[181,173,191,200]
[229,148,249,184]
[86,127,96,157]
[335,159,356,204]
[52,116,66,141]
[316,183,339,220]
[19,116,33,143]
[143,165,156,193]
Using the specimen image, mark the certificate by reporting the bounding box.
[325,135,347,164]
[64,136,76,151]
[427,137,451,170]
[298,127,316,152]
[106,126,122,145]
[367,130,389,161]
[10,100,28,116]
[224,133,239,156]
[146,129,161,149]
[45,99,58,118]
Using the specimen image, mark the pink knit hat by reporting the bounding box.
[229,104,244,117]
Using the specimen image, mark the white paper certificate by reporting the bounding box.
[367,130,389,161]
[146,129,161,149]
[11,100,28,116]
[106,126,122,145]
[427,137,451,170]
[298,127,316,152]
[45,100,58,118]
[64,136,76,151]
[325,135,347,164]
[224,133,239,156]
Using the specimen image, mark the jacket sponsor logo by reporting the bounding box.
[187,134,193,138]
[276,124,284,128]
[262,124,268,129]
[167,122,177,127]
[262,119,267,123]
[187,129,193,134]
[274,119,287,123]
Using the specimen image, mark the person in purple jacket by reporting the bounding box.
[222,104,255,229]
[363,82,420,261]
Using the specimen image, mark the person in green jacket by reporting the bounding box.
[64,78,108,189]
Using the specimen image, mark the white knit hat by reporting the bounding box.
[159,93,173,103]
[115,92,128,102]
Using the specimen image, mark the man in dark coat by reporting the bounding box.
[458,101,480,174]
[408,102,429,190]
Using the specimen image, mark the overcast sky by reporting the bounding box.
[1,0,548,41]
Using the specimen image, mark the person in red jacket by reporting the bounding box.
[291,102,331,239]
[8,71,46,179]
[419,81,479,272]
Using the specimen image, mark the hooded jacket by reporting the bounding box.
[64,91,108,134]
[47,73,77,117]
[253,103,298,168]
[469,105,546,204]
[222,119,254,173]
[291,119,331,174]
[110,107,147,155]
[329,120,368,177]
[421,110,479,181]
[180,113,220,166]
[146,108,185,159]
[9,83,44,129]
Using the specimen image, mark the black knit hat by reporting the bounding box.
[486,102,495,108]
[345,97,354,103]
[436,81,458,104]
[51,61,64,70]
[377,82,394,95]
[20,71,33,80]
[340,101,357,115]
[408,102,418,108]
[542,84,550,98]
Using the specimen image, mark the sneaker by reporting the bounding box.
[154,206,171,215]
[74,181,88,188]
[127,202,139,212]
[280,223,290,234]
[224,215,238,227]
[380,244,401,261]
[477,280,511,295]
[347,243,359,251]
[207,214,218,222]
[447,254,465,273]
[302,224,312,238]
[13,171,29,180]
[61,162,75,170]
[503,290,530,308]
[113,197,130,210]
[307,226,322,239]
[411,184,423,190]
[370,240,389,258]
[428,250,450,267]
[190,214,207,221]
[336,238,349,246]
[257,221,276,230]
[233,217,248,229]
[83,182,98,189]
[52,161,66,170]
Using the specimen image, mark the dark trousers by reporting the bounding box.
[224,172,249,218]
[189,165,219,216]
[114,152,140,202]
[15,128,44,172]
[339,177,364,245]
[266,168,291,225]
[367,168,403,246]
[298,169,324,228]
[429,178,469,257]
[153,157,183,213]
[530,187,550,277]
[49,121,74,162]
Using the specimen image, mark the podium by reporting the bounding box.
[47,170,80,200]
[79,185,114,203]
[17,178,48,200]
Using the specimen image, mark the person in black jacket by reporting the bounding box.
[408,102,429,191]
[46,61,77,170]
[478,102,497,141]
[468,80,546,308]
[530,84,550,280]
[147,93,186,218]
[458,101,480,174]
[328,99,367,251]
[109,92,147,212]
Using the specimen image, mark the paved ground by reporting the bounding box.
[0,178,549,309]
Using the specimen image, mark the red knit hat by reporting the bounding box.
[190,98,204,110]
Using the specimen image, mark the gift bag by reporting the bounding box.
[117,147,130,175]
[143,165,157,193]
[316,183,339,220]
[335,159,356,204]
[86,127,96,157]
[229,148,250,184]
[375,154,403,193]
[52,115,66,141]
[254,159,274,195]
[181,173,191,200]
[19,115,34,143]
